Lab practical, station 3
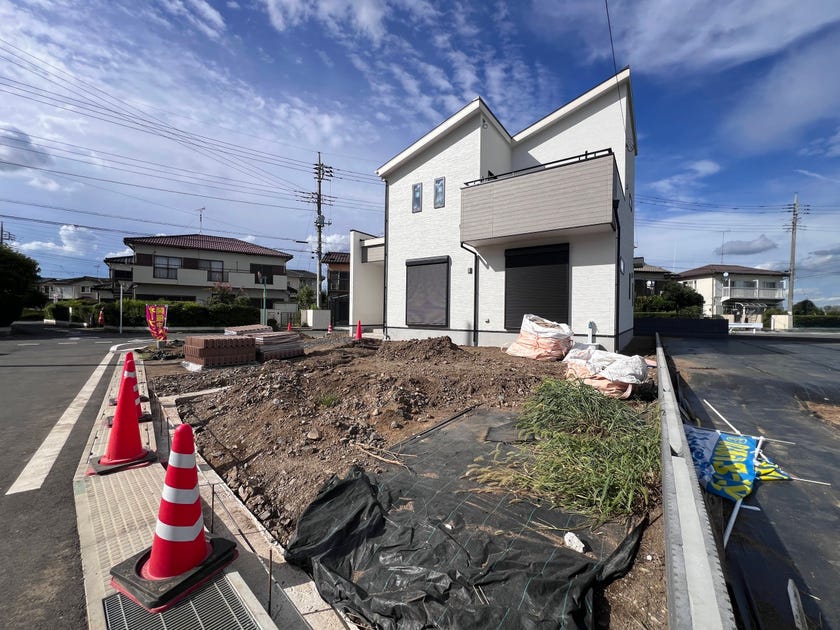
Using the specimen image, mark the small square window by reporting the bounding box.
[434,177,445,208]
[412,183,422,213]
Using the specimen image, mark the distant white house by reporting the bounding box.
[677,264,788,320]
[39,276,112,302]
[351,68,637,351]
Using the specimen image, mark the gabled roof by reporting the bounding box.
[322,251,350,264]
[124,234,291,258]
[678,264,788,279]
[375,68,635,179]
[286,268,316,278]
[513,67,636,154]
[40,275,104,285]
[376,97,509,178]
[104,255,133,264]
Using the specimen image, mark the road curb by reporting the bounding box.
[657,334,736,629]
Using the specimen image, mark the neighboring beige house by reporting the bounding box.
[286,268,317,297]
[633,257,673,299]
[677,264,788,320]
[39,276,112,302]
[104,234,293,306]
[352,68,637,351]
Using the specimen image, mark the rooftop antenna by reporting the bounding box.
[198,207,204,234]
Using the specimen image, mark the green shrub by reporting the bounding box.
[794,314,840,328]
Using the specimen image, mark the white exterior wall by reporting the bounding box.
[570,232,617,344]
[512,85,634,196]
[615,173,634,349]
[479,121,512,178]
[385,116,482,343]
[349,231,384,326]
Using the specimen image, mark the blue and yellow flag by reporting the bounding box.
[684,425,789,502]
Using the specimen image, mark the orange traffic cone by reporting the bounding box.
[123,352,152,422]
[90,357,156,475]
[287,320,293,331]
[110,424,237,613]
[354,320,362,341]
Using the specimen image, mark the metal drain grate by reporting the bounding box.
[103,574,260,630]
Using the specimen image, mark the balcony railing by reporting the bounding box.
[722,287,785,301]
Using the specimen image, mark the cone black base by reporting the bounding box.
[110,535,238,613]
[88,450,157,476]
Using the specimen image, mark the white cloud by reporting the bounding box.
[105,247,134,258]
[795,169,840,185]
[261,0,387,42]
[649,160,721,196]
[0,126,53,171]
[799,127,840,157]
[158,0,226,39]
[715,234,778,256]
[28,175,61,191]
[20,225,96,256]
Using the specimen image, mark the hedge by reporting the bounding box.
[99,300,259,327]
[794,315,840,328]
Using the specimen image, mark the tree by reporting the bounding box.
[793,299,823,316]
[634,280,704,317]
[207,282,237,305]
[297,285,315,309]
[0,245,40,325]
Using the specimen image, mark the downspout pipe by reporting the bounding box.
[383,181,389,340]
[613,199,621,351]
[459,242,483,346]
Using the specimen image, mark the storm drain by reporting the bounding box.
[103,574,259,630]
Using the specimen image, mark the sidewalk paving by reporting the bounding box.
[73,350,349,629]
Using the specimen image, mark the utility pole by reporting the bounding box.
[0,222,15,247]
[787,193,798,315]
[312,153,333,309]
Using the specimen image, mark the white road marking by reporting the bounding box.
[6,350,115,495]
[94,341,114,344]
[57,342,78,345]
[17,343,39,346]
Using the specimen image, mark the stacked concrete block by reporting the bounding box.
[224,324,273,336]
[184,335,256,367]
[247,331,305,361]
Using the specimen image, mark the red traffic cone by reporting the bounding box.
[123,352,151,422]
[110,424,237,612]
[287,320,293,331]
[327,323,333,334]
[354,320,362,341]
[90,357,156,475]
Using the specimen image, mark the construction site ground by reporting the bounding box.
[145,335,666,628]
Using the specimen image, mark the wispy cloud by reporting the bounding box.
[530,0,840,74]
[799,126,840,157]
[795,169,840,185]
[649,160,720,197]
[261,0,388,42]
[158,0,226,39]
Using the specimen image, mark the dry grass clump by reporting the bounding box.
[469,379,660,521]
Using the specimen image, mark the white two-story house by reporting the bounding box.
[351,68,637,351]
[106,234,294,306]
[678,264,788,320]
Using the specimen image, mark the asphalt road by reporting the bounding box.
[0,326,141,629]
[666,335,840,630]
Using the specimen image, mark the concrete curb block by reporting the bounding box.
[657,334,736,629]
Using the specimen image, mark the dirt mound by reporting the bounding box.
[375,335,464,361]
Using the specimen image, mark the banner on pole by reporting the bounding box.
[145,304,168,341]
[684,425,789,502]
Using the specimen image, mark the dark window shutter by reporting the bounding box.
[135,253,153,266]
[505,244,569,330]
[182,257,198,269]
[406,257,449,327]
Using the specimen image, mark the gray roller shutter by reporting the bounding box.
[505,244,569,329]
[406,256,449,327]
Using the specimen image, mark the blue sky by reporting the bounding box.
[1,0,839,305]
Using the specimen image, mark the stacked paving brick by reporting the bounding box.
[223,324,273,336]
[249,331,305,361]
[184,335,256,367]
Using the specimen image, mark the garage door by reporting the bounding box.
[505,244,569,330]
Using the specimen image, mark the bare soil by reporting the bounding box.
[145,335,665,628]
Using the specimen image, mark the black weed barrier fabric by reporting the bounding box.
[285,410,643,629]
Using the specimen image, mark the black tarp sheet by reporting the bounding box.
[285,409,643,629]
